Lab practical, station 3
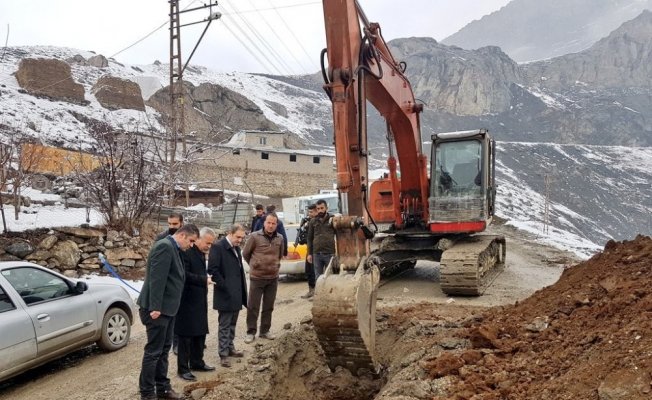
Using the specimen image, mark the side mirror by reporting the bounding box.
[74,281,88,294]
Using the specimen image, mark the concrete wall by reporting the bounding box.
[209,147,332,175]
[244,132,285,147]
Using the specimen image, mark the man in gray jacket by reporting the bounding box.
[137,224,199,400]
[243,213,284,344]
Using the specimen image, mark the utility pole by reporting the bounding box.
[168,0,221,206]
[543,173,551,234]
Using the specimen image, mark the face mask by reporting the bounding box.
[169,228,179,235]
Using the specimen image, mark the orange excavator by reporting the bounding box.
[312,0,506,375]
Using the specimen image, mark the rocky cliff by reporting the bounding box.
[380,10,652,147]
[15,58,86,105]
[389,38,522,116]
[91,75,145,111]
[146,80,278,142]
[442,0,652,63]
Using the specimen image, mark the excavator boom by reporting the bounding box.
[313,0,506,375]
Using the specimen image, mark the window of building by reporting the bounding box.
[259,137,267,145]
[313,156,320,164]
[261,152,269,160]
[290,154,297,162]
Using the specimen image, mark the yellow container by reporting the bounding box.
[287,243,307,260]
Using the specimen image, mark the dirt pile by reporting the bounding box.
[184,235,651,400]
[418,235,652,399]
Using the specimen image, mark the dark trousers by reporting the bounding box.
[177,335,206,374]
[139,309,174,396]
[305,259,315,289]
[218,310,239,358]
[246,278,278,335]
[313,253,333,280]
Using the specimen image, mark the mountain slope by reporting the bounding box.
[442,0,652,62]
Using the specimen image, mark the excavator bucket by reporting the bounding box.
[312,256,380,375]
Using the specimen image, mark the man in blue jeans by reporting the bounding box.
[307,199,336,280]
[137,224,199,400]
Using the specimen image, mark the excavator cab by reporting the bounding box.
[429,129,497,235]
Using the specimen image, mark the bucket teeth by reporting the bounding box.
[312,261,380,375]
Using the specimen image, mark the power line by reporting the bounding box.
[223,0,296,74]
[219,17,278,74]
[266,0,320,72]
[244,0,312,73]
[218,2,285,75]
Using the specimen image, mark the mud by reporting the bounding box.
[188,235,652,400]
[5,228,649,400]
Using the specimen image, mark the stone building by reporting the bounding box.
[192,130,335,198]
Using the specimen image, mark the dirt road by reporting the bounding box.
[0,224,578,400]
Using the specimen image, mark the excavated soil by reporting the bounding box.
[192,235,652,400]
[2,230,649,400]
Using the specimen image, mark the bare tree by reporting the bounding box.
[12,141,45,219]
[0,141,12,232]
[71,126,167,233]
[0,123,46,220]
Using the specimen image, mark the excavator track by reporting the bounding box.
[312,257,380,375]
[440,235,506,296]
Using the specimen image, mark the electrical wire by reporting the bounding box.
[266,0,320,72]
[218,2,285,75]
[244,0,312,73]
[221,0,293,75]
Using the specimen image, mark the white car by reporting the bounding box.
[0,261,137,382]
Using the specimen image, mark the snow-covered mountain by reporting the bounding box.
[495,142,652,257]
[1,45,650,259]
[0,46,331,150]
[442,0,652,62]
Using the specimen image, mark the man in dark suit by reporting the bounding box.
[137,224,199,400]
[155,212,184,355]
[207,223,247,368]
[175,227,217,381]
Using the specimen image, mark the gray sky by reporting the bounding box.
[0,0,512,74]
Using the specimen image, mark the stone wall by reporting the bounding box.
[189,164,335,198]
[0,227,152,278]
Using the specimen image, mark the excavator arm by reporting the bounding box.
[312,0,429,375]
[322,0,429,235]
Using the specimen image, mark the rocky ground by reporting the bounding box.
[2,226,649,400]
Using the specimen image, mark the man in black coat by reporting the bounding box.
[207,223,247,368]
[175,227,217,381]
[137,224,199,400]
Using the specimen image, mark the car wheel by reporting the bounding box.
[97,307,131,351]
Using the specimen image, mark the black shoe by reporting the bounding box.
[141,394,157,400]
[191,364,216,372]
[158,388,183,399]
[178,372,197,382]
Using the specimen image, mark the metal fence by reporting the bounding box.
[156,203,253,235]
